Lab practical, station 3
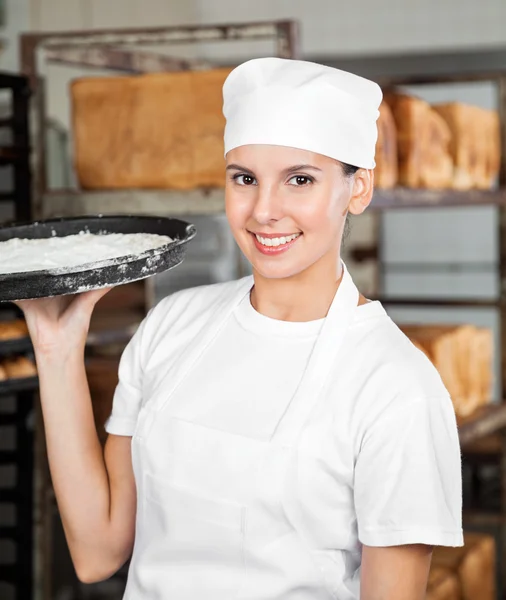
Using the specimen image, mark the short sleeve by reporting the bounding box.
[354,394,463,548]
[104,312,151,437]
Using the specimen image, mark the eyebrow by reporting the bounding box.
[226,163,255,175]
[226,163,322,175]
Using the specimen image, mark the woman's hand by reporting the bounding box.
[14,287,112,358]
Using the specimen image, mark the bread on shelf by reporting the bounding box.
[0,319,29,340]
[374,101,398,189]
[2,356,37,379]
[0,364,7,381]
[426,566,460,600]
[432,103,501,190]
[383,92,453,189]
[432,532,495,600]
[72,68,232,190]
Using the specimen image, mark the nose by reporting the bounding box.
[252,182,283,225]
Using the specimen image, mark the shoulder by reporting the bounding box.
[152,276,251,320]
[344,304,451,422]
[141,276,252,353]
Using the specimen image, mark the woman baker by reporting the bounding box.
[17,57,462,600]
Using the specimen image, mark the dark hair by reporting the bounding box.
[340,162,358,248]
[341,161,359,177]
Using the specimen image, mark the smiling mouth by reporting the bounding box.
[253,233,301,247]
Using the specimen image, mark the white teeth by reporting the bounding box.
[255,233,300,247]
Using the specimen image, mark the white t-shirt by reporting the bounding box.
[105,279,463,597]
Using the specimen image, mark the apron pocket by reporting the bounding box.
[140,472,247,598]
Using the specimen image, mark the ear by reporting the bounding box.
[348,169,374,215]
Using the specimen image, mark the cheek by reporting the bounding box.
[225,188,251,236]
[296,188,345,233]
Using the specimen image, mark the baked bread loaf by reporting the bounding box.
[401,324,492,418]
[432,103,501,190]
[480,109,501,189]
[0,364,7,381]
[384,92,453,188]
[426,566,461,600]
[72,68,232,190]
[374,101,398,189]
[0,319,29,340]
[432,532,495,600]
[2,356,37,379]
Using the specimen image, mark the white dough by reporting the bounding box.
[0,231,173,275]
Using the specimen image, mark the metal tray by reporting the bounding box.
[0,215,196,302]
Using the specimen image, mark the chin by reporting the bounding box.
[249,259,310,281]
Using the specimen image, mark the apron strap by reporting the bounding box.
[271,263,359,446]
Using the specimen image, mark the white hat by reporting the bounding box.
[223,57,382,169]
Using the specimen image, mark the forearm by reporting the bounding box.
[36,349,118,570]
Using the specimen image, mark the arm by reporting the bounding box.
[353,394,462,597]
[18,290,137,583]
[360,544,432,600]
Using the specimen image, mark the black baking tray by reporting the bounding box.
[0,215,197,302]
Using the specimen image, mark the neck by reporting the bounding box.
[250,257,344,322]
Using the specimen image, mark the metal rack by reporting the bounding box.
[0,72,36,600]
[317,49,506,597]
[19,20,300,600]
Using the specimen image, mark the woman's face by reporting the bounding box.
[225,144,373,280]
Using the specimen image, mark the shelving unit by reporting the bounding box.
[19,20,300,600]
[328,51,506,598]
[0,73,35,600]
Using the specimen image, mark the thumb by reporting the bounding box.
[75,286,113,312]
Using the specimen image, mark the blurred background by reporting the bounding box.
[1,0,506,599]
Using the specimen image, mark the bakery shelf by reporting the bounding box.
[0,337,32,356]
[0,145,29,165]
[40,187,506,219]
[374,297,499,308]
[371,188,506,210]
[41,188,226,219]
[458,404,506,447]
[0,316,140,357]
[0,375,38,395]
[88,310,142,346]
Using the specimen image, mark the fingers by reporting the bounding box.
[12,286,114,317]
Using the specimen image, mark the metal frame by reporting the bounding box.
[18,20,300,600]
[314,53,506,394]
[19,20,299,219]
[315,49,506,596]
[0,72,35,600]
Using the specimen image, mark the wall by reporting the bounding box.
[8,0,200,130]
[193,0,506,59]
[0,0,30,72]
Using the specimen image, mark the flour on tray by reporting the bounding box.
[0,231,173,275]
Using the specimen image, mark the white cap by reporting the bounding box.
[223,57,382,169]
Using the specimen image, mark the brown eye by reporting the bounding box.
[234,174,257,186]
[288,175,313,186]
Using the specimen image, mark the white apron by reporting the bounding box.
[125,264,360,600]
